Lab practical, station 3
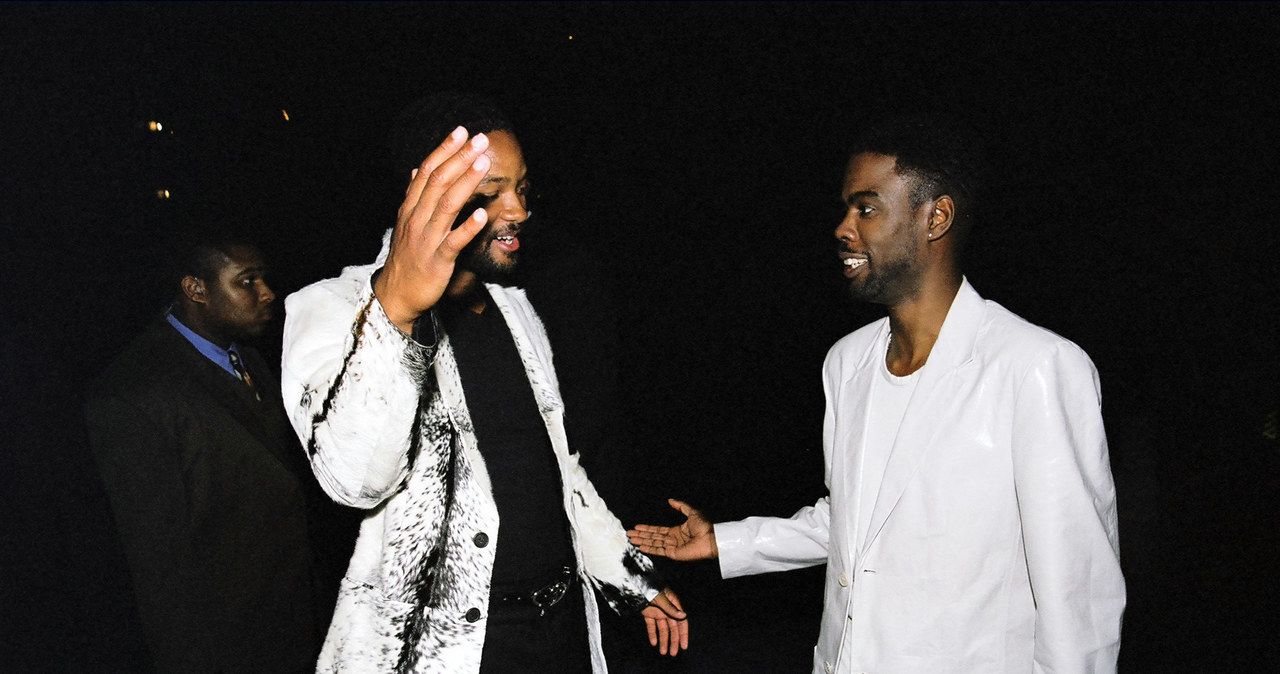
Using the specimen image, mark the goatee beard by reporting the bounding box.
[463,239,518,284]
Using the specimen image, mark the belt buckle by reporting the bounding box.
[529,567,573,616]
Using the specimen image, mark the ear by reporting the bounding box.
[181,275,207,304]
[925,195,956,242]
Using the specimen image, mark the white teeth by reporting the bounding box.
[843,258,866,269]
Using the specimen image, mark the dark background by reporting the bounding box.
[2,3,1276,671]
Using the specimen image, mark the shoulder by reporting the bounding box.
[977,300,1096,377]
[286,261,378,313]
[88,323,195,406]
[824,318,886,371]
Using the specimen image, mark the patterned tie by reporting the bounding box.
[227,349,261,401]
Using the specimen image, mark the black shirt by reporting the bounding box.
[440,293,576,591]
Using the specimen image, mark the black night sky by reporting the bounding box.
[2,3,1276,671]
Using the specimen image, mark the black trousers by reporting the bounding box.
[479,583,593,674]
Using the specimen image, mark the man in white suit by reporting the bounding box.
[628,116,1125,673]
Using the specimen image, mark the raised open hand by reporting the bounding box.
[373,127,493,332]
[627,498,718,562]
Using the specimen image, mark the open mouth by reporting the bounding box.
[491,230,520,253]
[842,257,867,270]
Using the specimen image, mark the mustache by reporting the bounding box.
[489,222,521,238]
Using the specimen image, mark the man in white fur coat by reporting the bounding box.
[281,93,688,673]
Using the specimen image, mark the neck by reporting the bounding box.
[884,271,962,376]
[171,303,233,349]
[446,271,488,314]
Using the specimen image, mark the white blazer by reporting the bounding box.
[717,279,1125,674]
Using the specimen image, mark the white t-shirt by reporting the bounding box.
[854,333,921,552]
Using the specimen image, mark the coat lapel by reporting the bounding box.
[159,324,305,476]
[859,279,986,557]
[830,320,886,558]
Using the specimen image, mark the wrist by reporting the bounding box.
[372,269,420,333]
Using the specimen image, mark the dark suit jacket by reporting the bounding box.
[85,319,351,673]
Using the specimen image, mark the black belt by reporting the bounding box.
[494,566,576,616]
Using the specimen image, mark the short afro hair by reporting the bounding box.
[387,91,514,174]
[848,114,986,231]
[174,234,258,284]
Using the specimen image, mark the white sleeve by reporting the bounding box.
[560,445,663,613]
[716,496,831,578]
[1012,341,1126,673]
[280,270,436,509]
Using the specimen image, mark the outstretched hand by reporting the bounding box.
[641,587,689,657]
[627,499,718,562]
[374,126,493,333]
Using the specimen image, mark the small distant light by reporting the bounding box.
[156,189,170,199]
[568,35,573,40]
[281,109,290,122]
[148,121,163,132]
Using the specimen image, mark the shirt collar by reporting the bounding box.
[166,311,241,378]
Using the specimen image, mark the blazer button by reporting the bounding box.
[838,572,849,587]
[465,608,482,623]
[473,532,489,548]
[824,662,833,673]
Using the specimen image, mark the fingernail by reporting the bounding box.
[450,126,467,142]
[410,168,419,179]
[471,133,488,150]
[473,154,491,171]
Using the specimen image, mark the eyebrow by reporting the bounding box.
[481,174,531,187]
[844,190,880,205]
[233,266,267,277]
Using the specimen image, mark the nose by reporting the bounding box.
[834,212,858,244]
[497,191,529,224]
[260,281,276,306]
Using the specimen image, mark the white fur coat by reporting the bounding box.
[281,239,660,673]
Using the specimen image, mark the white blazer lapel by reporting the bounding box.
[859,279,986,557]
[830,327,884,560]
[859,367,953,556]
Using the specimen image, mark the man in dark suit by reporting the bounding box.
[85,237,352,673]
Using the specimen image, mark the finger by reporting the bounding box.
[651,591,685,619]
[630,524,671,535]
[645,615,657,647]
[408,133,491,240]
[656,614,670,655]
[423,147,491,246]
[667,618,681,656]
[633,543,667,558]
[400,126,469,224]
[669,498,695,517]
[663,589,685,614]
[626,526,666,541]
[626,531,670,550]
[678,617,690,650]
[436,207,488,261]
[626,535,657,551]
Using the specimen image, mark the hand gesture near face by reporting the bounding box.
[627,499,718,562]
[373,127,492,333]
